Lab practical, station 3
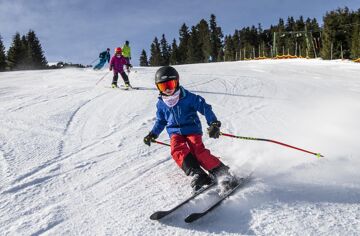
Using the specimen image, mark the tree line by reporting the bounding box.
[140,7,360,66]
[0,30,48,71]
[0,30,90,72]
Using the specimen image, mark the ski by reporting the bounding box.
[149,182,216,220]
[184,175,251,223]
[120,85,139,90]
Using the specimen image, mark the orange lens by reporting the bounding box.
[157,80,178,92]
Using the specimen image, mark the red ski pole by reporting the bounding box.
[220,132,323,158]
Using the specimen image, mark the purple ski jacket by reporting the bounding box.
[109,55,128,73]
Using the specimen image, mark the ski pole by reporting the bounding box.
[95,71,110,85]
[152,140,171,147]
[220,132,323,158]
[89,58,98,65]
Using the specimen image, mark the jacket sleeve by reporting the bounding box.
[151,102,167,136]
[192,94,218,126]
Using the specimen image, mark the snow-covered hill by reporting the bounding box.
[1,59,360,235]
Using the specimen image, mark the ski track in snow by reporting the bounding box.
[1,60,360,235]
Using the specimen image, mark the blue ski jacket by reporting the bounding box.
[151,86,218,137]
[99,51,110,63]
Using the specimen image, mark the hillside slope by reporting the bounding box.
[1,59,360,235]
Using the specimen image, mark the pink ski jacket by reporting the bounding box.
[109,55,128,73]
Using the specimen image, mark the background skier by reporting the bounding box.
[109,47,132,88]
[93,48,110,70]
[122,41,131,71]
[143,66,237,193]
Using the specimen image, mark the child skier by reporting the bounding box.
[94,48,110,70]
[143,66,237,192]
[109,47,132,88]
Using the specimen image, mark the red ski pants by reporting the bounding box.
[170,134,221,171]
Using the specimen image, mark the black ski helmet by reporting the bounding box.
[155,66,179,84]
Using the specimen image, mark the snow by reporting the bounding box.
[1,59,360,235]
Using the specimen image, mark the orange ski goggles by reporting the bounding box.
[156,80,178,92]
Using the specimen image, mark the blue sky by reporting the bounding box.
[0,0,359,66]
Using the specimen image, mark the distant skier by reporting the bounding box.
[94,48,110,70]
[143,66,238,192]
[109,47,132,88]
[122,40,131,73]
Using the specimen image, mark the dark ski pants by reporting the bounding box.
[112,71,130,86]
[170,134,221,174]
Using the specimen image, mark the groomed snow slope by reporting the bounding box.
[1,59,360,235]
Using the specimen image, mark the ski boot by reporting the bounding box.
[112,83,118,88]
[125,83,132,89]
[210,163,238,196]
[190,168,212,193]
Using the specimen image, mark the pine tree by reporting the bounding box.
[149,37,162,66]
[276,18,286,56]
[197,19,211,62]
[0,35,6,71]
[285,17,296,55]
[187,26,202,63]
[256,24,270,58]
[260,28,272,58]
[321,14,333,59]
[238,25,259,59]
[178,23,190,64]
[308,18,321,57]
[321,7,354,59]
[7,32,26,70]
[21,35,32,69]
[170,39,179,65]
[232,30,240,60]
[224,35,236,61]
[139,49,149,66]
[26,30,47,69]
[351,22,360,59]
[351,10,360,59]
[209,14,223,62]
[295,16,305,31]
[160,34,171,66]
[217,46,224,62]
[304,17,315,58]
[286,17,296,31]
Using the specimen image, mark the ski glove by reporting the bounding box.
[143,132,158,146]
[207,121,221,139]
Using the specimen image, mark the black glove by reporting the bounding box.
[207,121,221,139]
[143,132,158,146]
